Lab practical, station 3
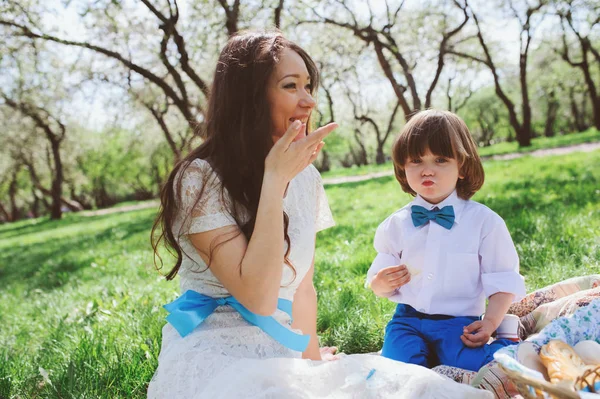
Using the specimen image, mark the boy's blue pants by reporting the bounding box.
[381,304,517,372]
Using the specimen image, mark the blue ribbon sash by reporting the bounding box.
[163,290,310,352]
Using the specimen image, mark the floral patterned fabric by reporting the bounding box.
[510,275,600,339]
[432,275,600,398]
[432,365,478,384]
[493,298,600,398]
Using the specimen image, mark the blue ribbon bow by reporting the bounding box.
[163,290,310,352]
[411,205,455,230]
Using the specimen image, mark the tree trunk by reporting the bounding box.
[569,87,584,131]
[579,43,600,130]
[49,139,63,219]
[30,187,41,218]
[517,125,532,147]
[544,91,559,137]
[519,48,533,145]
[23,156,82,214]
[0,201,10,222]
[9,169,20,221]
[375,145,386,165]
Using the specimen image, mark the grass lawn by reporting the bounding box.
[1,150,599,398]
[321,128,600,179]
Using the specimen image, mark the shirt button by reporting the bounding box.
[427,273,434,280]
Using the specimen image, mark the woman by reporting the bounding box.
[148,30,489,398]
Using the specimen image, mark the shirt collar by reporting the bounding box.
[412,190,466,225]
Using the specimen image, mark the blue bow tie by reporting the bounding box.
[411,205,455,229]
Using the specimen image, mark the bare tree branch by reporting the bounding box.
[217,0,241,36]
[308,0,468,120]
[274,0,285,28]
[0,20,196,124]
[425,0,470,108]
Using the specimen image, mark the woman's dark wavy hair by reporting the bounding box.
[151,30,320,280]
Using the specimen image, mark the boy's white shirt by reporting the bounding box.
[367,190,526,317]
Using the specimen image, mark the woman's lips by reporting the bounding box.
[422,181,434,187]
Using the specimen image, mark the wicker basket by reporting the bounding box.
[498,363,600,399]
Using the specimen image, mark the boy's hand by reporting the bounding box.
[370,265,411,297]
[460,318,495,348]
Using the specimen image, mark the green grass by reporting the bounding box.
[1,150,599,397]
[321,128,600,179]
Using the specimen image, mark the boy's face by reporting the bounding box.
[404,149,463,204]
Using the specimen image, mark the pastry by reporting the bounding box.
[539,340,587,384]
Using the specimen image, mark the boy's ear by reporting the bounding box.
[457,159,466,179]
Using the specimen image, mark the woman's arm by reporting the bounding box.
[291,256,321,360]
[188,175,287,316]
[187,122,337,316]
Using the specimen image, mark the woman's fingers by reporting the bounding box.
[266,122,337,182]
[295,123,336,165]
[299,123,338,148]
[308,141,325,163]
[276,120,303,149]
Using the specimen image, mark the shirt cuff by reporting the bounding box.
[482,271,526,301]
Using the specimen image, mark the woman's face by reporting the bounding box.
[267,48,317,143]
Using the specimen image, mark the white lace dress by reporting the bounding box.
[147,159,490,399]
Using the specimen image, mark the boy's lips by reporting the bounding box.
[422,181,434,187]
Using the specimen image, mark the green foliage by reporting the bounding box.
[0,150,599,397]
[75,131,170,208]
[458,88,512,145]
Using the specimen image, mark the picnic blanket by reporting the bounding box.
[432,274,600,398]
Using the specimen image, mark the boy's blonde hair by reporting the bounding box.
[392,109,484,200]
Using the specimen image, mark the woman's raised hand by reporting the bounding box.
[265,120,338,186]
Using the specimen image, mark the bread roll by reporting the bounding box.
[539,340,586,385]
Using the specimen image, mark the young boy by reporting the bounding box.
[367,110,526,372]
